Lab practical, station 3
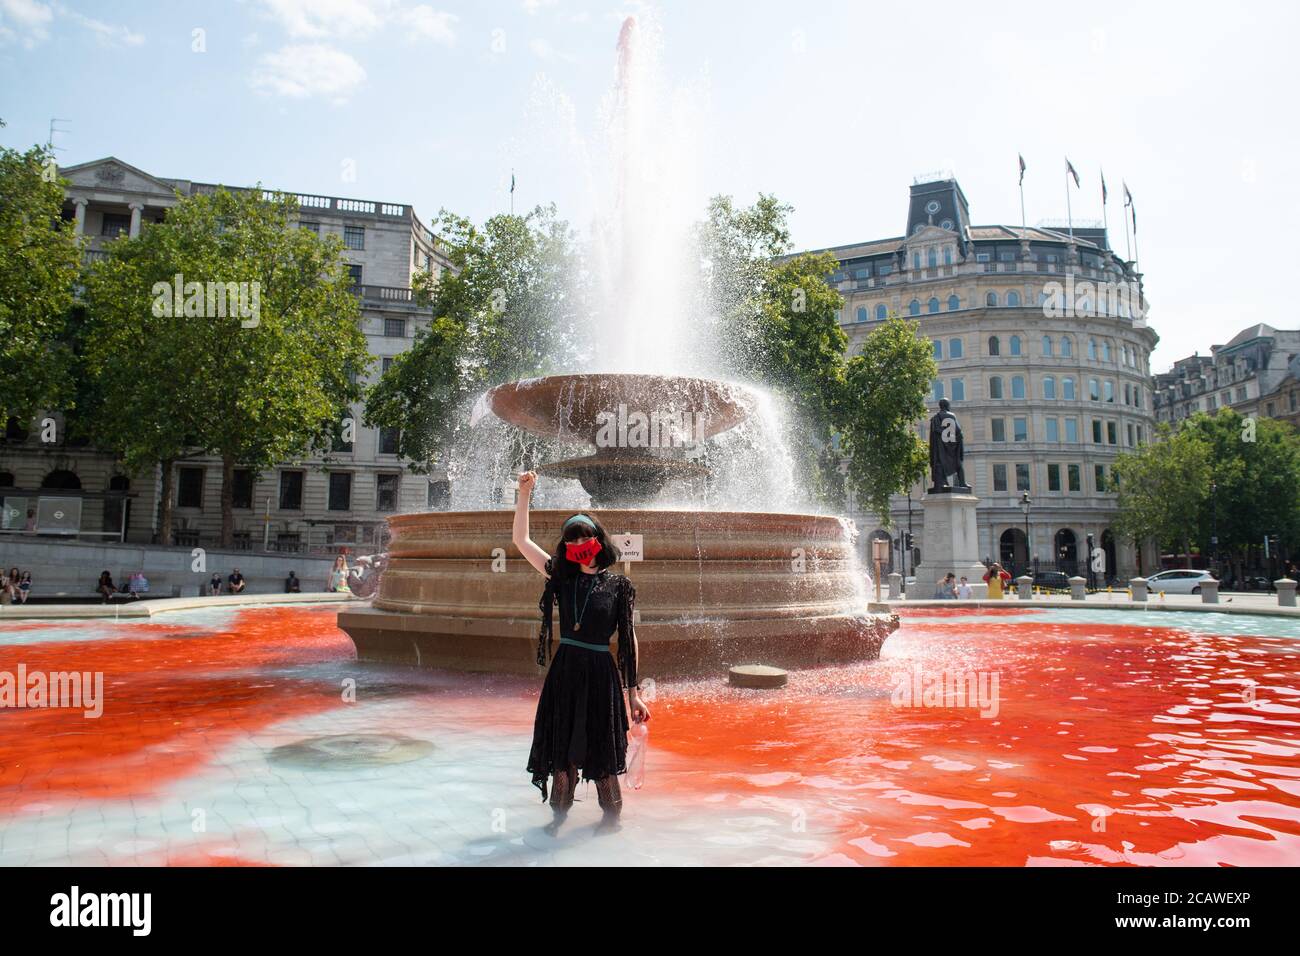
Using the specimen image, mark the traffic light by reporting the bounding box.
[903,531,914,551]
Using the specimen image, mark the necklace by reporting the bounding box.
[572,572,598,632]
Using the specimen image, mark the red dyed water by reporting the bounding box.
[2,605,1298,866]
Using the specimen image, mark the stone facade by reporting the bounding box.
[0,157,453,555]
[802,176,1160,580]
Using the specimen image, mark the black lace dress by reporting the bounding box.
[527,559,638,801]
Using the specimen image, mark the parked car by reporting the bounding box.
[1146,569,1217,595]
[1032,570,1071,593]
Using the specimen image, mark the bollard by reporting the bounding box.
[1069,576,1087,601]
[1130,577,1148,602]
[1016,575,1033,600]
[888,572,902,601]
[1200,579,1219,604]
[1277,579,1298,608]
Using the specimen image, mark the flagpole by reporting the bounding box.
[510,168,515,216]
[1019,180,1027,240]
[1122,185,1132,264]
[1100,170,1109,242]
[1065,164,1074,243]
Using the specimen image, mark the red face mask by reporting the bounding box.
[565,538,602,566]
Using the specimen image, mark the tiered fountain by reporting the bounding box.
[337,16,898,676]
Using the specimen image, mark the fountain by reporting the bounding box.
[337,15,898,676]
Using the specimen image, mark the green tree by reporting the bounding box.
[82,187,371,547]
[1112,423,1213,567]
[0,125,83,423]
[837,315,936,522]
[365,204,579,469]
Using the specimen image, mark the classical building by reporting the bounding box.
[1153,323,1300,430]
[0,157,453,553]
[806,176,1159,580]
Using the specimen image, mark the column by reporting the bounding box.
[73,198,87,235]
[128,202,143,238]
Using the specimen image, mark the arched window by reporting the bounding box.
[949,338,963,358]
[875,303,887,320]
[856,306,867,322]
[943,247,953,265]
[933,339,943,360]
[951,378,966,401]
[989,376,1004,399]
[1042,335,1053,356]
[988,336,1001,356]
[1061,337,1073,357]
[927,297,940,313]
[1063,377,1076,400]
[0,471,14,487]
[1043,376,1057,399]
[927,248,937,268]
[986,291,999,307]
[1009,335,1022,356]
[1103,340,1113,362]
[1088,338,1097,360]
[1007,290,1021,307]
[41,469,81,490]
[912,252,921,270]
[909,299,921,316]
[932,379,945,401]
[947,294,960,311]
[1011,375,1026,399]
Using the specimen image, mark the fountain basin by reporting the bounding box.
[338,508,898,677]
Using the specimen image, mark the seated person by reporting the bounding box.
[227,569,246,594]
[284,571,301,593]
[97,571,116,603]
[209,572,222,596]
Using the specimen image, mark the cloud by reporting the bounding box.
[523,0,559,13]
[256,0,455,43]
[250,43,367,102]
[0,0,142,48]
[528,36,573,62]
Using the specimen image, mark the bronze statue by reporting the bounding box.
[928,398,969,493]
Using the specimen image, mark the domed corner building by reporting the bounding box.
[802,175,1160,583]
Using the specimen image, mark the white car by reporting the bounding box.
[1146,569,1216,595]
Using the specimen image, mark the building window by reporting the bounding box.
[932,380,945,401]
[1092,420,1103,443]
[991,418,1006,442]
[1065,419,1079,442]
[951,378,965,401]
[908,299,920,316]
[944,246,953,265]
[1103,341,1112,362]
[1046,418,1060,442]
[993,464,1008,492]
[300,220,320,234]
[1043,376,1056,399]
[856,306,867,322]
[344,225,365,250]
[912,252,921,271]
[988,336,1000,356]
[1015,463,1031,492]
[986,291,999,307]
[379,426,401,455]
[1105,381,1115,403]
[1107,421,1118,444]
[101,213,130,238]
[875,304,887,320]
[1067,464,1081,492]
[331,422,354,453]
[279,470,304,510]
[382,356,394,373]
[949,337,963,358]
[328,472,352,511]
[947,294,959,311]
[376,473,401,512]
[1089,378,1100,401]
[347,264,363,286]
[1063,377,1076,400]
[1088,338,1098,360]
[1007,291,1021,307]
[1048,463,1061,492]
[989,376,1003,399]
[1042,335,1053,357]
[384,318,406,338]
[927,297,940,313]
[1013,417,1028,442]
[177,467,203,509]
[933,339,943,360]
[1011,376,1025,399]
[1095,464,1108,492]
[927,248,938,268]
[1127,423,1135,445]
[1009,335,1021,356]
[1061,337,1073,357]
[232,469,254,510]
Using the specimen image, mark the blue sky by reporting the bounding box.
[2,0,1297,370]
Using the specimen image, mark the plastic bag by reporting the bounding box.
[626,720,648,790]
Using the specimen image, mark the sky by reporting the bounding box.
[2,0,1297,371]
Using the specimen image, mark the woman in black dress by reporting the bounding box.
[512,470,650,833]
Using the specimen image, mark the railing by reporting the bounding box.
[351,284,421,304]
[196,183,410,220]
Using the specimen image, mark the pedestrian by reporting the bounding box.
[983,562,1012,599]
[957,576,972,599]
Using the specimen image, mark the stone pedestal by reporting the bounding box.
[1200,579,1219,604]
[1277,579,1297,608]
[887,572,902,600]
[1069,576,1087,600]
[1130,577,1148,602]
[913,493,988,599]
[1015,575,1032,599]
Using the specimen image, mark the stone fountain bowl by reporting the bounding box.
[483,373,758,446]
[337,508,899,678]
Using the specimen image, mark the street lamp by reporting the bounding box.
[1019,492,1032,578]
